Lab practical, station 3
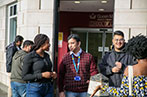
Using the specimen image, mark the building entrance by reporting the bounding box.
[71,28,112,64]
[57,0,114,67]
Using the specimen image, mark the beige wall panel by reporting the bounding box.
[18,27,38,40]
[19,0,39,11]
[0,19,6,32]
[114,12,147,25]
[133,0,147,9]
[115,0,130,9]
[18,0,27,11]
[0,51,4,62]
[17,12,25,25]
[0,62,6,72]
[0,6,6,29]
[18,0,54,11]
[0,61,4,71]
[0,19,2,28]
[0,71,9,85]
[41,0,53,10]
[40,25,53,37]
[0,61,2,71]
[0,4,6,88]
[17,11,53,28]
[27,0,39,10]
[25,12,53,25]
[0,29,6,36]
[0,40,5,51]
[0,5,6,85]
[40,25,53,56]
[0,7,4,17]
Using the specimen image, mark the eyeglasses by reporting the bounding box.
[114,39,124,42]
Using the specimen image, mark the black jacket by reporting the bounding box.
[6,42,20,72]
[22,51,53,83]
[99,49,137,87]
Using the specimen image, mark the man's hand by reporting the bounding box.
[59,92,65,97]
[112,67,120,73]
[112,62,122,73]
[115,62,122,69]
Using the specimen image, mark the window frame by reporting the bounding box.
[7,2,17,44]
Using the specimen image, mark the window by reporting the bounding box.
[7,3,17,44]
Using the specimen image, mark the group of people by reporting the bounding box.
[90,34,147,97]
[5,30,147,97]
[6,34,57,97]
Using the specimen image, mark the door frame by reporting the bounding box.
[70,28,113,58]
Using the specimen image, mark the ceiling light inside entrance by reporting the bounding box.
[74,0,80,4]
[101,0,107,4]
[99,9,104,11]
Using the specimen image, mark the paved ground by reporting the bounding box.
[0,89,7,97]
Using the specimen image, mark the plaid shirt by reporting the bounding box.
[58,51,98,92]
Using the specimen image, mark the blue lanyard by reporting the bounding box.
[72,54,80,73]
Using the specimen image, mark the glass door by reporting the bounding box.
[88,32,102,64]
[71,28,112,65]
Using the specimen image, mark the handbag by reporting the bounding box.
[128,66,133,97]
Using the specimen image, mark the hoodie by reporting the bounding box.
[10,50,27,83]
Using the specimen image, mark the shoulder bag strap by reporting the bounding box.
[128,65,133,96]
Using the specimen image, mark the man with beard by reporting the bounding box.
[11,40,34,97]
[99,30,136,87]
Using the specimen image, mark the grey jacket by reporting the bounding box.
[10,50,27,83]
[99,49,137,87]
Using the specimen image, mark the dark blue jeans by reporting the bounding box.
[65,91,87,97]
[11,81,26,97]
[26,82,53,97]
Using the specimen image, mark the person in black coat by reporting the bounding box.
[99,31,137,87]
[91,35,147,97]
[22,34,57,97]
[6,35,24,72]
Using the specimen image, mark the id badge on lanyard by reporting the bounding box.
[72,55,81,81]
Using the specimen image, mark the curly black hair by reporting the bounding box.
[125,35,147,59]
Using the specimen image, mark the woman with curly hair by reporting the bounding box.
[90,35,147,97]
[22,34,57,97]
